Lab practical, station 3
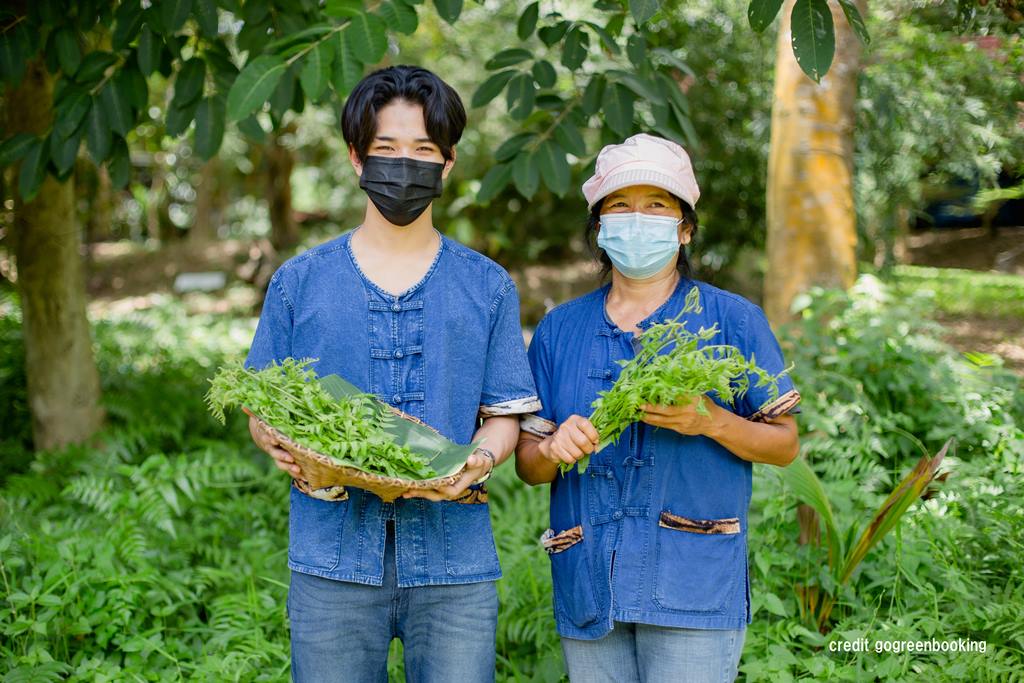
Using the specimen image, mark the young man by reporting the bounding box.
[244,66,539,682]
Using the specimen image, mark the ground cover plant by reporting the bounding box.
[1,270,1022,681]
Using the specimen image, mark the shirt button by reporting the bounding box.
[612,511,623,520]
[394,349,404,359]
[611,329,621,336]
[392,394,402,404]
[391,302,401,312]
[604,370,612,379]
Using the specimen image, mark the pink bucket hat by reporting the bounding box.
[582,133,700,209]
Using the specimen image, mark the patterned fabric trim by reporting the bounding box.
[748,389,802,424]
[293,479,349,501]
[540,525,584,555]
[520,414,558,437]
[452,485,489,505]
[479,395,543,417]
[659,510,741,535]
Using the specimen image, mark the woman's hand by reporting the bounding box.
[640,395,720,437]
[539,415,600,467]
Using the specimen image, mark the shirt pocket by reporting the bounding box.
[288,483,349,572]
[442,501,500,577]
[543,526,601,629]
[652,509,743,613]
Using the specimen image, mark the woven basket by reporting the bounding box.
[249,411,466,503]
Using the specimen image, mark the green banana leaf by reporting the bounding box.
[318,374,481,480]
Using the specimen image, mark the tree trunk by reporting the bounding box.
[764,0,864,326]
[190,158,221,244]
[266,129,298,251]
[6,59,103,449]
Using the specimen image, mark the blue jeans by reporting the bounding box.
[561,621,745,683]
[287,523,498,682]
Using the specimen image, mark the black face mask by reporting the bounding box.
[358,156,445,227]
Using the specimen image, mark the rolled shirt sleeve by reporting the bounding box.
[519,315,558,438]
[477,279,541,418]
[734,305,801,422]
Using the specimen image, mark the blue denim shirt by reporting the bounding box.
[245,229,539,587]
[521,278,801,639]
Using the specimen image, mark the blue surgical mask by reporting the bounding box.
[597,212,683,279]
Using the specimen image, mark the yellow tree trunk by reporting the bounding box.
[764,0,864,326]
[6,59,103,449]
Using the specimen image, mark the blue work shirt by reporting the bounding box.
[245,229,539,587]
[521,277,800,639]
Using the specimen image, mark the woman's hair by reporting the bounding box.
[584,193,699,279]
[341,65,466,162]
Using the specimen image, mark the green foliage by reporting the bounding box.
[206,359,437,479]
[886,264,1024,320]
[576,286,784,470]
[2,269,1023,680]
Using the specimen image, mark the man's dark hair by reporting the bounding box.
[341,65,466,162]
[584,194,699,280]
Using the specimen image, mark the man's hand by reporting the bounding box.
[640,396,720,437]
[539,414,599,467]
[244,407,303,479]
[401,449,492,502]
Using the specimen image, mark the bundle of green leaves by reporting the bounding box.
[206,358,437,479]
[570,287,784,473]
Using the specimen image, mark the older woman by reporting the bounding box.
[516,134,801,683]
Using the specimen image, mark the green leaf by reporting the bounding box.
[748,0,784,32]
[162,0,193,33]
[602,83,634,136]
[536,139,570,196]
[226,55,287,122]
[471,69,516,108]
[553,121,586,156]
[53,27,81,76]
[506,73,536,121]
[517,2,539,40]
[837,0,870,45]
[494,132,535,162]
[324,0,363,19]
[0,133,38,168]
[432,0,462,24]
[100,78,134,137]
[194,97,226,160]
[18,137,49,202]
[626,33,645,68]
[85,100,112,162]
[269,65,299,120]
[165,98,200,137]
[629,0,660,25]
[583,20,620,55]
[107,137,131,189]
[476,162,513,203]
[55,87,91,139]
[0,23,30,86]
[117,66,149,112]
[608,69,664,104]
[538,20,569,47]
[580,75,605,116]
[237,114,266,142]
[531,60,556,88]
[561,26,588,70]
[49,124,82,176]
[265,25,334,54]
[485,48,532,71]
[173,58,206,109]
[331,31,364,96]
[71,51,118,86]
[379,1,418,34]
[790,0,835,83]
[512,150,539,199]
[137,25,163,77]
[346,12,388,64]
[112,0,145,51]
[194,0,220,36]
[299,40,334,101]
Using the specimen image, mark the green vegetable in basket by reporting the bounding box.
[567,286,787,473]
[206,358,437,479]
